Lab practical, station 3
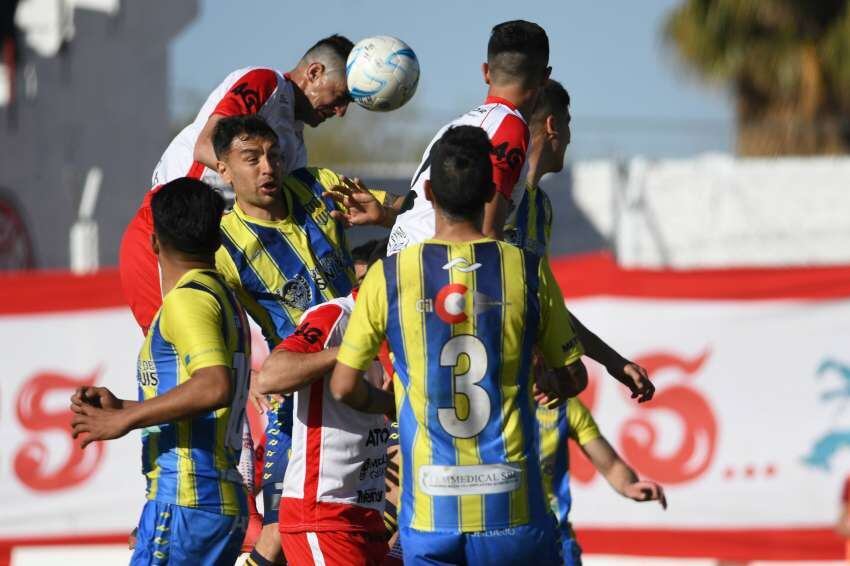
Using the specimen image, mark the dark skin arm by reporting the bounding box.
[569,312,654,403]
[256,347,339,396]
[329,361,396,417]
[482,193,509,240]
[192,114,225,171]
[70,366,233,449]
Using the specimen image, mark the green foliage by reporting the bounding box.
[663,0,850,154]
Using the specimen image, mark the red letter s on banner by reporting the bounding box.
[15,369,106,491]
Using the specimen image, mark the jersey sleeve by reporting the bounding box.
[213,69,279,117]
[567,398,601,446]
[160,287,230,374]
[275,303,344,354]
[489,114,528,199]
[337,261,389,371]
[537,257,584,368]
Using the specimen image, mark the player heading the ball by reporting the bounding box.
[330,125,587,565]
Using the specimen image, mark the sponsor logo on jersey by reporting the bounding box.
[359,454,389,481]
[279,275,312,310]
[442,257,482,273]
[356,488,385,505]
[435,283,468,324]
[365,427,390,447]
[418,463,523,496]
[138,360,158,387]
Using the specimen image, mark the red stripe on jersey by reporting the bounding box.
[304,378,325,509]
[186,160,206,179]
[276,303,345,353]
[212,68,279,117]
[485,95,518,111]
[488,112,528,198]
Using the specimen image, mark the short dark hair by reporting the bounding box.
[151,178,224,256]
[428,126,493,220]
[531,79,571,126]
[302,34,354,67]
[212,115,278,160]
[351,237,388,266]
[487,20,549,87]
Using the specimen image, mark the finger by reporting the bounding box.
[249,394,263,415]
[659,489,668,510]
[70,403,86,414]
[80,435,95,449]
[321,191,347,204]
[71,423,90,438]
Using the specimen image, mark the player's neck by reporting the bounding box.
[433,211,487,242]
[287,67,311,123]
[487,85,536,120]
[237,197,289,222]
[159,256,214,295]
[526,144,545,188]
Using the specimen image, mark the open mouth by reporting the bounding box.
[259,181,278,195]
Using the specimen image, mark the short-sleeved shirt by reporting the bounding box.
[277,292,389,535]
[151,67,307,191]
[537,398,601,526]
[387,96,529,255]
[337,239,584,533]
[138,268,251,515]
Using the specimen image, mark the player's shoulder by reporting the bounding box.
[221,66,283,88]
[302,294,354,323]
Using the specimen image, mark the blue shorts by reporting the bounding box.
[561,528,583,566]
[130,500,247,566]
[399,520,562,566]
[261,395,294,524]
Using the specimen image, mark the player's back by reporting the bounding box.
[382,238,549,532]
[387,99,529,255]
[151,67,306,192]
[139,268,251,516]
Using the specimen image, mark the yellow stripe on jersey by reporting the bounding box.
[138,269,250,516]
[338,239,583,533]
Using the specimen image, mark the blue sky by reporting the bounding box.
[170,0,734,159]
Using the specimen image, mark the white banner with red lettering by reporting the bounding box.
[2,256,850,560]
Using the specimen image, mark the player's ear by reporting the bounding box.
[482,62,490,86]
[423,179,434,203]
[545,115,557,138]
[307,61,324,83]
[216,159,232,183]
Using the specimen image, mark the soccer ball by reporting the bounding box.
[346,36,420,112]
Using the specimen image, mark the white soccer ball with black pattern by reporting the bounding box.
[346,36,420,112]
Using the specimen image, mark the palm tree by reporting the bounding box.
[664,0,850,156]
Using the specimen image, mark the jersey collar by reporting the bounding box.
[232,188,293,228]
[485,95,518,111]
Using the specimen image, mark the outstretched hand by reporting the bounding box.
[609,362,654,403]
[323,177,387,227]
[623,480,667,509]
[71,386,123,410]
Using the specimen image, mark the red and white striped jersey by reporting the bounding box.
[276,292,389,534]
[151,67,307,192]
[387,95,529,255]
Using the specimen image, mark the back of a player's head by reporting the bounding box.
[213,115,278,160]
[530,79,571,127]
[428,126,493,221]
[487,20,549,88]
[300,34,354,77]
[151,178,224,257]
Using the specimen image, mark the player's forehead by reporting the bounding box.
[229,133,279,153]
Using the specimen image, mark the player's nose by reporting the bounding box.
[334,103,349,118]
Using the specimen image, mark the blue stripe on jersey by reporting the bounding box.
[219,232,285,348]
[383,254,416,528]
[534,189,547,251]
[514,190,531,251]
[145,322,179,500]
[420,244,458,525]
[471,241,510,528]
[553,405,572,525]
[290,169,355,269]
[191,416,222,510]
[518,251,546,523]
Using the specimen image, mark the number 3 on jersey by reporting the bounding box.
[438,335,490,438]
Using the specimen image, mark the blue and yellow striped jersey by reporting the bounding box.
[504,183,553,256]
[216,167,359,349]
[138,269,251,516]
[338,239,584,533]
[537,398,600,526]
